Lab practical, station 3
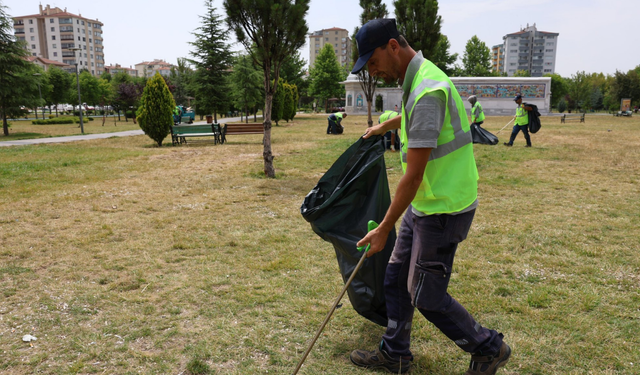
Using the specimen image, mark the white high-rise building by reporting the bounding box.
[501,23,558,77]
[13,4,105,76]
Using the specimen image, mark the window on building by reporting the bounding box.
[51,27,55,32]
[325,37,328,41]
[546,42,554,46]
[53,44,57,48]
[545,49,553,52]
[82,29,85,34]
[77,20,79,24]
[89,39,92,43]
[52,35,56,40]
[324,31,329,35]
[33,53,36,56]
[50,18,54,23]
[29,19,33,24]
[53,52,58,57]
[78,36,80,41]
[83,45,86,50]
[83,37,86,41]
[31,44,36,49]
[29,27,34,32]
[544,69,552,72]
[315,43,319,47]
[315,50,318,54]
[510,63,516,66]
[81,21,84,25]
[510,49,517,53]
[30,36,35,41]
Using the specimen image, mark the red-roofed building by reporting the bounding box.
[25,56,72,72]
[12,4,105,76]
[308,27,352,68]
[134,59,175,78]
[105,64,138,78]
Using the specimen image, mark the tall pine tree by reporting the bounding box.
[189,0,233,123]
[137,72,175,147]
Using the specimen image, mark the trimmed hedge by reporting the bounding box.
[32,116,94,125]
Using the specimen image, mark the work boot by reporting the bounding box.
[525,144,532,148]
[464,342,511,375]
[350,346,412,373]
[503,142,512,147]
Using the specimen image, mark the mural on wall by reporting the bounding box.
[455,84,546,99]
[356,94,363,108]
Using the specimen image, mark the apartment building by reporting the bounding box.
[501,23,559,77]
[491,44,504,74]
[308,27,352,68]
[12,4,105,76]
[105,64,139,78]
[134,59,175,78]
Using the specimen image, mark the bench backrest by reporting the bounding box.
[172,124,213,135]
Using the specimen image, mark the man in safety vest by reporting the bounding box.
[468,95,485,126]
[327,112,347,134]
[173,106,182,124]
[350,18,510,375]
[379,109,399,151]
[504,94,532,147]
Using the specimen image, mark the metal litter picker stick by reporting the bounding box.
[496,118,515,134]
[291,220,378,375]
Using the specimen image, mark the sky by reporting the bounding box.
[5,0,638,77]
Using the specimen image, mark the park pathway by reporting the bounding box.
[0,115,261,147]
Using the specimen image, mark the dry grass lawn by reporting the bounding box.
[0,113,638,374]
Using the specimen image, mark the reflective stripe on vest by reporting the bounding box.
[399,56,478,215]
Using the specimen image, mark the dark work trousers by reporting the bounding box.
[381,209,504,358]
[508,124,531,146]
[327,119,336,134]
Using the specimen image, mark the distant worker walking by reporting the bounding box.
[379,110,399,151]
[468,95,485,126]
[504,95,532,147]
[327,112,347,134]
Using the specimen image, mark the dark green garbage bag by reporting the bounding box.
[300,135,395,327]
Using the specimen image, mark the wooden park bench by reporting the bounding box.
[219,123,264,144]
[171,123,221,145]
[560,113,585,124]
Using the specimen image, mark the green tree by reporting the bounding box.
[282,82,294,122]
[290,83,299,120]
[0,3,40,135]
[309,44,344,112]
[78,70,103,108]
[231,53,264,123]
[360,0,388,25]
[609,69,640,108]
[137,72,175,147]
[544,73,567,109]
[431,35,458,76]
[591,87,604,111]
[394,0,441,58]
[462,35,493,77]
[170,58,195,107]
[189,0,233,122]
[46,66,74,116]
[224,0,310,178]
[567,71,591,111]
[513,69,531,77]
[271,79,285,125]
[557,97,567,113]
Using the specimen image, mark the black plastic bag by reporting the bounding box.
[301,135,395,327]
[471,123,499,145]
[525,103,542,133]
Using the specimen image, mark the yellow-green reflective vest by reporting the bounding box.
[472,102,485,122]
[400,58,478,215]
[378,110,399,123]
[334,113,343,121]
[515,104,529,126]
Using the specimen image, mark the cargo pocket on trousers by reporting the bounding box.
[412,261,452,311]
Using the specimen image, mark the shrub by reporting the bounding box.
[137,72,175,147]
[557,98,567,113]
[125,110,135,119]
[375,94,383,112]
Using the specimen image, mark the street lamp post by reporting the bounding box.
[33,73,42,120]
[69,47,84,134]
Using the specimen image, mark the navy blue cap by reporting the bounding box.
[351,19,400,74]
[514,94,522,101]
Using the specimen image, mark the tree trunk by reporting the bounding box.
[367,100,373,127]
[263,92,275,178]
[2,112,8,136]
